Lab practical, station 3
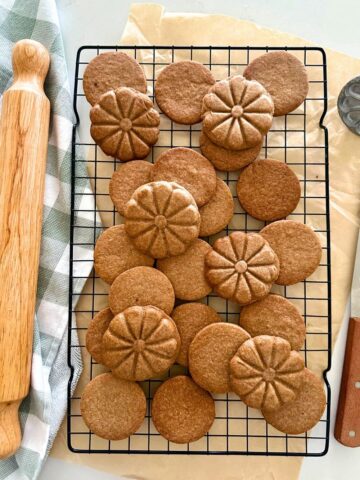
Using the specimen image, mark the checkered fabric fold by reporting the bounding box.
[0,1,94,478]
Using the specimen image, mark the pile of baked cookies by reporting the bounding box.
[79,50,326,445]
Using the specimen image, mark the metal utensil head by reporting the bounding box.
[338,75,360,135]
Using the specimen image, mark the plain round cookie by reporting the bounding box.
[157,239,212,301]
[124,181,200,259]
[172,303,221,366]
[189,323,250,393]
[80,373,146,440]
[94,225,154,284]
[155,61,215,124]
[239,294,305,350]
[236,159,301,221]
[200,131,262,171]
[243,51,309,116]
[260,220,322,285]
[230,335,304,412]
[109,161,154,216]
[199,178,234,236]
[86,307,113,364]
[262,368,326,434]
[151,376,215,443]
[102,306,180,381]
[109,266,175,315]
[151,147,217,207]
[83,51,147,106]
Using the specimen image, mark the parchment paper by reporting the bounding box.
[51,4,360,479]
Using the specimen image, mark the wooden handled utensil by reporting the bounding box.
[0,39,50,459]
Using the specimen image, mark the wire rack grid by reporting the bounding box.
[68,45,331,456]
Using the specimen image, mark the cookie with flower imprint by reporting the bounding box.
[230,335,305,412]
[202,75,274,150]
[90,87,160,161]
[205,231,279,305]
[102,305,180,381]
[124,181,200,259]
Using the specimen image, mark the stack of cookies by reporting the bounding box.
[79,50,326,445]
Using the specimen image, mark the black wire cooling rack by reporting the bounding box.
[68,45,331,456]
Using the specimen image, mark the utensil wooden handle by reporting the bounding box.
[335,316,360,447]
[0,39,50,459]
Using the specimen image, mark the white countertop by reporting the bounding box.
[45,1,360,479]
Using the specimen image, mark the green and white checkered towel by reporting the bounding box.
[0,1,93,478]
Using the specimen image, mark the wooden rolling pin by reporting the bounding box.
[0,39,50,459]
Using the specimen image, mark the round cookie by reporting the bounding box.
[172,303,221,366]
[244,51,309,116]
[90,87,160,161]
[83,51,147,106]
[230,335,305,412]
[80,373,146,440]
[199,177,234,237]
[151,376,215,443]
[262,368,326,434]
[155,61,215,124]
[239,294,305,351]
[188,322,250,393]
[124,181,200,259]
[102,306,180,381]
[109,266,175,315]
[151,147,217,207]
[205,232,279,305]
[94,225,154,284]
[200,131,262,171]
[202,75,274,150]
[260,220,322,285]
[86,307,113,364]
[157,239,212,301]
[109,161,154,216]
[236,159,301,221]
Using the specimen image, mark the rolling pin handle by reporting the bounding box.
[12,39,50,89]
[0,401,21,459]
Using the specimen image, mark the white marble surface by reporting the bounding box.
[43,1,360,478]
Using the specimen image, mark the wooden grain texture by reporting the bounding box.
[335,316,360,447]
[0,39,50,458]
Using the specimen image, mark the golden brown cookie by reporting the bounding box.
[236,159,301,221]
[80,373,146,440]
[199,177,234,237]
[83,51,147,106]
[262,368,326,434]
[86,307,113,364]
[157,239,212,301]
[202,75,274,150]
[172,303,221,366]
[230,335,305,412]
[102,306,180,381]
[151,147,217,207]
[189,323,250,393]
[94,225,154,284]
[205,232,279,305]
[109,266,175,315]
[244,51,309,116]
[260,220,322,285]
[239,294,305,351]
[124,181,200,259]
[151,376,215,443]
[90,87,160,161]
[155,61,215,124]
[199,131,262,171]
[109,160,154,216]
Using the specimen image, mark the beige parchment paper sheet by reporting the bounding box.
[51,4,360,479]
